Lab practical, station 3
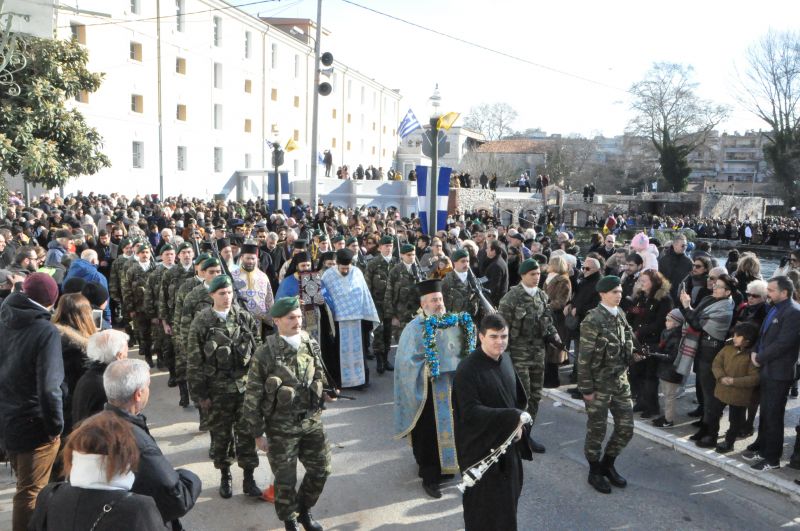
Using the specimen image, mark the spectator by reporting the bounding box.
[0,272,63,531]
[544,255,571,388]
[72,330,130,426]
[82,281,112,330]
[652,309,685,428]
[45,229,72,268]
[104,359,202,528]
[483,241,508,308]
[658,234,693,304]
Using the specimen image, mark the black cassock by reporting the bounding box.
[453,348,533,531]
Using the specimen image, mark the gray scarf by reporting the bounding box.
[698,296,734,340]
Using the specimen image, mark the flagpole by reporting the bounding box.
[428,85,442,236]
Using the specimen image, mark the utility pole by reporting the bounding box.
[309,0,323,214]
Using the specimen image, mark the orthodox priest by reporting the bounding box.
[321,249,379,390]
[394,279,476,498]
[453,313,533,531]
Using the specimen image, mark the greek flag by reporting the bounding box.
[267,171,291,212]
[398,108,422,139]
[415,165,451,234]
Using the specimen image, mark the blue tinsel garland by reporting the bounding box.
[422,312,476,378]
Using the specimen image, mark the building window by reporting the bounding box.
[360,86,365,104]
[360,139,364,152]
[131,94,143,113]
[347,80,352,99]
[130,0,140,14]
[332,137,337,148]
[373,92,376,109]
[176,104,187,121]
[372,122,376,131]
[244,153,252,169]
[294,54,300,78]
[332,109,337,119]
[293,129,299,141]
[213,104,223,129]
[214,147,223,172]
[75,90,89,103]
[293,96,300,108]
[213,17,222,46]
[130,42,142,61]
[271,43,278,69]
[70,23,86,44]
[176,0,185,32]
[244,79,252,93]
[382,148,386,157]
[245,31,252,59]
[347,113,351,124]
[383,125,386,133]
[213,62,222,88]
[271,88,277,101]
[293,159,299,178]
[132,141,144,168]
[346,141,351,151]
[177,146,187,171]
[372,146,376,155]
[176,57,186,74]
[244,119,252,133]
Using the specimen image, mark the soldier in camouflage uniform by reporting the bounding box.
[385,243,422,336]
[158,242,195,388]
[577,275,637,494]
[109,237,135,339]
[346,237,367,273]
[123,243,155,366]
[364,235,395,373]
[187,275,262,499]
[243,297,332,531]
[172,252,209,407]
[498,259,563,454]
[144,244,175,371]
[441,249,479,320]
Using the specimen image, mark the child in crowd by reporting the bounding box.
[652,309,685,428]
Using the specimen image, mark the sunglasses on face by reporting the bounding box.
[746,293,761,298]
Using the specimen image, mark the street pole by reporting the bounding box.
[429,117,439,236]
[309,0,323,214]
[155,0,164,200]
[274,155,281,211]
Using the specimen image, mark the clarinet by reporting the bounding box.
[457,412,532,493]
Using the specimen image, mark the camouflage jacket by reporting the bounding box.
[159,263,194,323]
[180,283,214,349]
[384,262,419,322]
[172,276,202,342]
[577,305,634,395]
[109,254,132,302]
[145,264,171,317]
[123,261,153,313]
[498,285,558,354]
[187,305,259,400]
[441,271,479,318]
[364,255,394,315]
[242,332,328,437]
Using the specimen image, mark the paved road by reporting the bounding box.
[3,359,800,530]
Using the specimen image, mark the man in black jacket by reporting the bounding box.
[565,263,601,398]
[484,241,509,308]
[0,273,63,531]
[104,358,202,530]
[658,234,693,305]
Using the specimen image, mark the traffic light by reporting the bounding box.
[318,52,334,96]
[272,147,284,168]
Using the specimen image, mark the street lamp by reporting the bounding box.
[428,84,442,235]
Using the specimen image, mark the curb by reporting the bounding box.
[542,388,800,501]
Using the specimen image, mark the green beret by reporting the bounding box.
[176,242,193,253]
[160,243,175,255]
[207,274,232,293]
[596,275,622,293]
[119,237,133,248]
[194,252,211,265]
[137,244,151,253]
[200,257,221,270]
[270,296,300,318]
[519,258,539,275]
[452,249,469,262]
[400,243,415,254]
[331,235,345,244]
[379,235,394,246]
[345,237,358,246]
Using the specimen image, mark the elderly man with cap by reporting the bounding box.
[498,258,565,454]
[144,244,176,371]
[242,296,333,531]
[441,248,480,321]
[123,243,156,366]
[385,242,424,336]
[322,248,380,389]
[187,275,262,499]
[232,242,274,337]
[578,275,639,494]
[44,228,72,268]
[0,273,64,531]
[159,242,196,386]
[394,278,474,499]
[0,268,25,305]
[173,253,210,408]
[365,235,396,373]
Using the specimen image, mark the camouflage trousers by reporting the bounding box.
[208,391,259,470]
[584,376,634,462]
[173,338,187,381]
[132,313,152,357]
[511,349,545,424]
[266,420,332,522]
[152,323,175,369]
[371,317,393,355]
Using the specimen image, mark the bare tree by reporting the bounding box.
[738,30,800,202]
[463,102,518,140]
[628,63,729,192]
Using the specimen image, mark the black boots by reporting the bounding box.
[789,426,800,470]
[376,352,395,375]
[284,519,301,530]
[242,468,262,497]
[219,467,233,498]
[297,506,324,531]
[167,366,177,387]
[601,454,627,488]
[178,382,190,407]
[383,352,394,372]
[587,461,611,493]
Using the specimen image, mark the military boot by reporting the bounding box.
[284,519,301,531]
[601,454,627,488]
[587,461,611,494]
[167,366,177,388]
[219,467,233,499]
[789,426,800,470]
[297,506,324,531]
[242,468,262,497]
[178,382,190,407]
[376,354,386,375]
[142,347,154,368]
[383,351,394,372]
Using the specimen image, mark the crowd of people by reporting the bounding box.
[2,189,800,530]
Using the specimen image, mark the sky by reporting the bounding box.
[243,0,799,138]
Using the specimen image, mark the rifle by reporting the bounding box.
[210,238,249,308]
[313,344,355,402]
[467,268,496,314]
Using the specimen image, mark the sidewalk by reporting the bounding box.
[544,368,800,500]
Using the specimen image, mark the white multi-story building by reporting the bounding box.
[7,0,401,198]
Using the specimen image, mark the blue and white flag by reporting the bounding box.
[398,108,422,139]
[415,165,451,234]
[267,171,291,212]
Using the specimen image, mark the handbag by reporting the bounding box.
[674,325,700,377]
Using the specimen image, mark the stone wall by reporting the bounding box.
[700,194,766,220]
